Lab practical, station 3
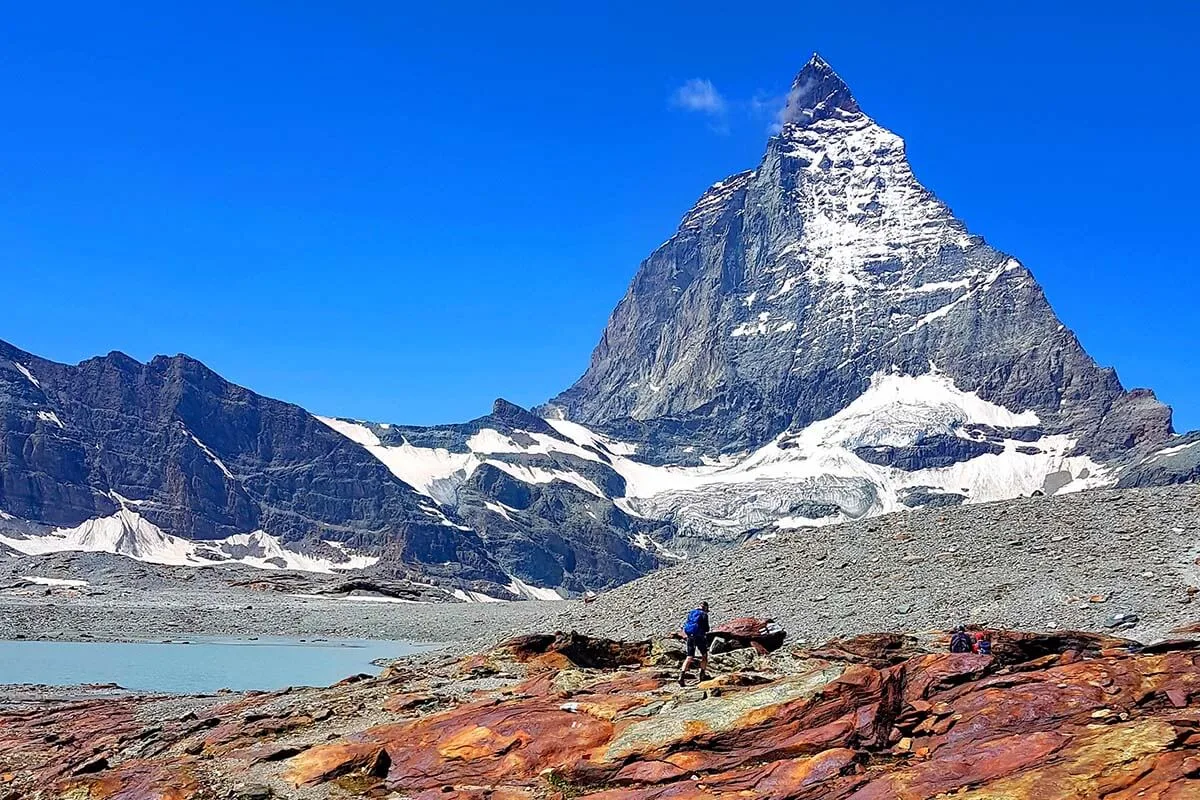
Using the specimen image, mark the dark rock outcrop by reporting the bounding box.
[1118,433,1200,488]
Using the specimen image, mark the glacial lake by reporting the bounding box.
[0,637,440,694]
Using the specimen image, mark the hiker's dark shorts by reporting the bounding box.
[686,634,709,657]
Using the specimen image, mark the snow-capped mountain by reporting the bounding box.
[0,55,1193,596]
[548,54,1172,464]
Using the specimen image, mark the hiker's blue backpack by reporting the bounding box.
[684,608,706,636]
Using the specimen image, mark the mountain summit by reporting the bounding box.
[780,53,861,125]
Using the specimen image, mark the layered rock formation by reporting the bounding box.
[4,628,1200,798]
[0,339,511,592]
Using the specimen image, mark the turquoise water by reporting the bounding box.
[0,638,439,694]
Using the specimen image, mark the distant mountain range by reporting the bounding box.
[2,55,1195,599]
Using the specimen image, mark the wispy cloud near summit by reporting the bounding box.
[670,79,727,114]
[670,79,791,135]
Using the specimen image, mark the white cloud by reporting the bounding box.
[670,79,727,115]
[750,90,789,134]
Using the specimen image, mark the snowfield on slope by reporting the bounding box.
[0,504,379,574]
[316,416,608,501]
[317,369,1108,546]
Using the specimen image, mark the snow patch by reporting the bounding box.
[186,431,234,479]
[776,514,846,530]
[0,508,378,574]
[506,576,563,601]
[630,531,686,559]
[732,312,772,337]
[36,411,65,429]
[451,588,508,603]
[768,276,800,300]
[546,419,639,457]
[1153,440,1200,459]
[20,575,89,587]
[899,277,974,294]
[315,416,475,508]
[484,500,520,520]
[801,370,1040,448]
[901,261,1022,335]
[319,416,610,507]
[13,362,41,389]
[215,530,379,572]
[484,460,605,499]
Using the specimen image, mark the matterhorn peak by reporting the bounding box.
[779,52,861,126]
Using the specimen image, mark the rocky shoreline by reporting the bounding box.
[3,483,1198,797]
[4,625,1200,798]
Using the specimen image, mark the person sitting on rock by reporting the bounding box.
[972,630,992,655]
[949,626,974,653]
[679,601,711,685]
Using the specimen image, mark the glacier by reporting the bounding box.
[317,368,1107,555]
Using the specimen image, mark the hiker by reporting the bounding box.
[949,626,973,654]
[678,601,711,685]
[972,631,992,655]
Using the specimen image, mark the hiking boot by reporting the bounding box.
[698,671,710,681]
[677,675,687,687]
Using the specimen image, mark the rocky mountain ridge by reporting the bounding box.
[1,54,1195,596]
[0,339,516,596]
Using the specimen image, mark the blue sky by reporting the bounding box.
[3,2,1198,431]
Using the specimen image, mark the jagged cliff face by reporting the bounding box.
[551,55,1172,459]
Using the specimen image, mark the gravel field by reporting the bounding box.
[0,586,550,647]
[2,484,1197,653]
[541,484,1200,645]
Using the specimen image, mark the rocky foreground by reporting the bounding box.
[4,624,1200,798]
